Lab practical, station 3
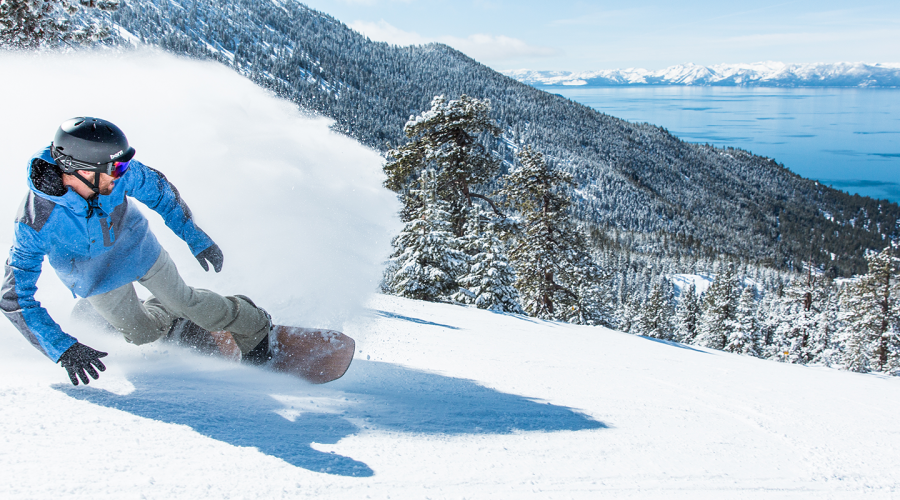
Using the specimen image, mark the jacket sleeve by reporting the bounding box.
[126,161,215,255]
[2,225,77,362]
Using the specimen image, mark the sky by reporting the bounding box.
[298,0,900,72]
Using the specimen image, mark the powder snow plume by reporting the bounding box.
[0,49,401,330]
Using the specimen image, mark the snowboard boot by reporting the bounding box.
[166,317,243,360]
[166,317,219,355]
[234,294,274,366]
[243,333,273,365]
[165,295,272,363]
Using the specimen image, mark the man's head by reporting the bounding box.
[50,117,135,198]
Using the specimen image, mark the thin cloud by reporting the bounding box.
[339,0,414,5]
[349,20,559,61]
[723,28,900,47]
[551,8,645,27]
[349,20,429,46]
[797,7,896,24]
[441,34,559,60]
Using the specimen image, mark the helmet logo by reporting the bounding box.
[110,150,123,160]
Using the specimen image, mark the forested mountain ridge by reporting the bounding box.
[88,0,899,276]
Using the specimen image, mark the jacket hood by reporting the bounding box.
[28,146,91,216]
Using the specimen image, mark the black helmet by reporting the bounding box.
[51,117,136,174]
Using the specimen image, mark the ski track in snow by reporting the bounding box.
[1,51,899,499]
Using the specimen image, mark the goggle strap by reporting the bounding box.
[73,170,101,199]
[53,148,121,176]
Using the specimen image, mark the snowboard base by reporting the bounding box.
[269,326,356,384]
[208,326,355,384]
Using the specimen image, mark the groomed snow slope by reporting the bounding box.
[1,51,899,499]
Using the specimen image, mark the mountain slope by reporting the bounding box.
[505,62,900,87]
[85,0,899,275]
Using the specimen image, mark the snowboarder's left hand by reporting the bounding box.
[58,342,108,386]
[196,244,224,273]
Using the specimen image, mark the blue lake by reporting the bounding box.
[540,86,900,204]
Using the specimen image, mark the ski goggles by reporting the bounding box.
[53,151,132,179]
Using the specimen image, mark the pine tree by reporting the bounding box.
[615,297,639,334]
[674,283,701,343]
[637,277,675,340]
[499,146,609,324]
[756,291,783,359]
[838,246,900,373]
[809,292,839,366]
[383,171,467,302]
[383,94,502,237]
[0,0,118,49]
[572,261,614,327]
[774,268,836,364]
[726,286,760,356]
[695,266,739,350]
[452,205,524,313]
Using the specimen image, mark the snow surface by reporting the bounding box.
[669,274,761,299]
[669,274,714,298]
[2,51,900,499]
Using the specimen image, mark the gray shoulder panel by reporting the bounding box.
[110,195,129,232]
[1,261,48,358]
[15,192,56,232]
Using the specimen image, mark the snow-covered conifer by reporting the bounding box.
[499,146,609,324]
[674,283,701,343]
[771,269,836,364]
[383,94,502,237]
[756,292,783,358]
[726,286,760,356]
[637,277,674,340]
[452,205,524,314]
[0,0,118,49]
[838,247,900,373]
[809,292,840,366]
[383,171,467,302]
[615,297,639,334]
[695,266,739,350]
[564,252,613,326]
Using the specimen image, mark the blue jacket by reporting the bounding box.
[1,146,215,361]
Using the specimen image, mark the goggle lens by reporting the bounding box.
[111,160,131,179]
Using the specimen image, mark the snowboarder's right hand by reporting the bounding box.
[58,342,108,386]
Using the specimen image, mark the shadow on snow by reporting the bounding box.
[371,309,461,330]
[55,360,605,478]
[638,335,710,353]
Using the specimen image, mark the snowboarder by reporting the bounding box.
[1,117,274,386]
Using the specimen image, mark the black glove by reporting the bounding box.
[58,342,108,386]
[196,244,224,273]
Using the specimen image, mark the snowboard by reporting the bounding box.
[175,325,356,384]
[269,326,356,384]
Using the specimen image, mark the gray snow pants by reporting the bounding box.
[87,249,271,354]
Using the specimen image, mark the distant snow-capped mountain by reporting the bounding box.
[504,62,900,87]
